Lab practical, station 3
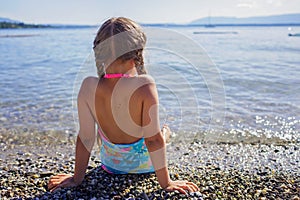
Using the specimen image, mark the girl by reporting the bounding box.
[48,17,199,195]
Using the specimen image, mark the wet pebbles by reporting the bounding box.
[0,131,299,199]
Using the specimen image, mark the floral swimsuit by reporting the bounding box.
[98,129,154,174]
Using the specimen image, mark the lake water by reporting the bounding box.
[0,26,299,144]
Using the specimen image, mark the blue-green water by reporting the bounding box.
[0,26,299,144]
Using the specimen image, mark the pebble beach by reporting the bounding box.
[1,128,299,200]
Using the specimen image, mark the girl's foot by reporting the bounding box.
[162,125,172,143]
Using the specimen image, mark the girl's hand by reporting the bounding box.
[164,180,200,195]
[48,174,78,192]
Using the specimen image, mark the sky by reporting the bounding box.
[1,0,300,25]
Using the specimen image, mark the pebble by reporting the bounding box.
[39,171,54,178]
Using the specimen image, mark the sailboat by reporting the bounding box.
[288,27,300,37]
[288,33,300,36]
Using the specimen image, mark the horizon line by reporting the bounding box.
[1,12,300,26]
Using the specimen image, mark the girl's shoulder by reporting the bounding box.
[135,74,155,86]
[79,76,99,97]
[82,76,99,84]
[82,76,99,88]
[134,75,157,98]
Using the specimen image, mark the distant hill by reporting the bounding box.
[0,17,94,29]
[0,22,52,29]
[191,13,300,25]
[0,17,21,23]
[2,13,300,29]
[0,17,54,29]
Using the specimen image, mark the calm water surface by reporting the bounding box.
[0,26,299,144]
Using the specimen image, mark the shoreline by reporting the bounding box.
[0,131,299,199]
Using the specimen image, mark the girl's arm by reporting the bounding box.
[142,79,199,194]
[73,78,96,183]
[48,78,96,192]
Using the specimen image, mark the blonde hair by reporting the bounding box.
[93,17,147,77]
